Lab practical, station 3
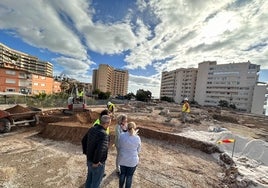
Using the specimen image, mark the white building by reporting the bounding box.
[195,61,266,113]
[160,61,267,115]
[251,83,268,115]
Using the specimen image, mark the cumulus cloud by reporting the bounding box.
[0,0,267,99]
[52,56,93,82]
[128,74,160,97]
[124,0,268,71]
[0,0,88,59]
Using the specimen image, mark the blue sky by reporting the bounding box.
[0,0,267,98]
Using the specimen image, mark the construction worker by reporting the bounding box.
[107,101,115,116]
[93,109,110,135]
[78,90,84,102]
[181,97,190,123]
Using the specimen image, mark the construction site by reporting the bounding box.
[0,101,268,188]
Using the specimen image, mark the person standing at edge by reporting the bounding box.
[181,97,190,123]
[115,114,128,175]
[92,109,111,178]
[119,122,141,188]
[93,109,110,135]
[82,115,111,188]
[107,101,115,117]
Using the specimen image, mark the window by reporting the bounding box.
[6,79,16,84]
[6,70,16,75]
[33,83,38,86]
[19,73,26,78]
[6,88,15,92]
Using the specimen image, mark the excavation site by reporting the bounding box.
[1,102,268,188]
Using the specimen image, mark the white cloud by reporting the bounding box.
[0,0,267,96]
[128,74,160,98]
[81,23,137,54]
[124,0,268,71]
[53,56,93,83]
[0,0,88,59]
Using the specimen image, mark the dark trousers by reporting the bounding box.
[119,165,137,188]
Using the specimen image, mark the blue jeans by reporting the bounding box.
[119,165,137,188]
[85,161,105,188]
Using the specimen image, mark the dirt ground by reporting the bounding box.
[1,103,268,188]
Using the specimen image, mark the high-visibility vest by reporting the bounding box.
[78,91,83,97]
[93,119,110,135]
[108,103,115,112]
[182,102,190,113]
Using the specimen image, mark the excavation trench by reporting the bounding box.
[2,105,253,187]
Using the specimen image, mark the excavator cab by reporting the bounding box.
[64,84,87,114]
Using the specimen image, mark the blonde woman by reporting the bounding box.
[115,114,128,175]
[118,122,141,188]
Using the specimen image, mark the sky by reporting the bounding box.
[0,0,268,98]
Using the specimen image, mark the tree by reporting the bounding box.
[160,96,174,102]
[60,81,70,93]
[136,89,152,102]
[98,91,110,99]
[218,100,229,107]
[124,92,135,100]
[10,54,19,61]
[92,89,101,95]
[229,103,236,109]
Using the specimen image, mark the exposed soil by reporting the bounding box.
[1,103,268,188]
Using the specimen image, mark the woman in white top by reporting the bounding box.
[115,114,128,175]
[118,122,141,188]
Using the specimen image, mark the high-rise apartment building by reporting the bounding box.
[195,61,266,113]
[160,70,176,99]
[0,43,55,94]
[160,61,267,115]
[0,43,53,77]
[160,68,197,103]
[92,64,129,96]
[113,69,129,96]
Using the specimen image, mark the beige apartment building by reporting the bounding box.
[160,61,267,115]
[160,68,197,103]
[160,70,176,99]
[92,64,129,96]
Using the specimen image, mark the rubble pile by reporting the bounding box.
[4,105,31,114]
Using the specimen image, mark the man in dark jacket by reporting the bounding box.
[82,115,111,188]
